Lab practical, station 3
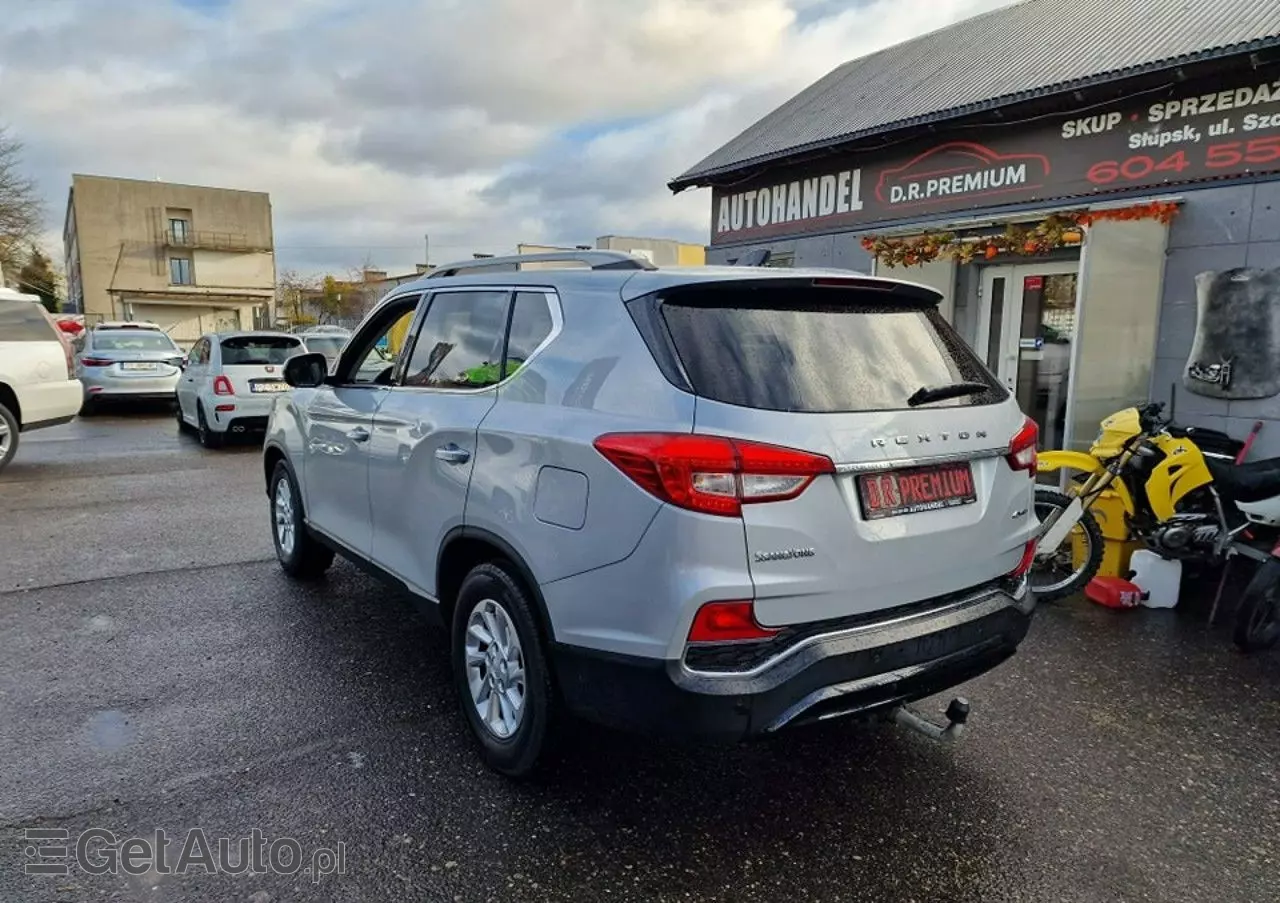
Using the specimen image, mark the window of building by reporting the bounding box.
[762,251,795,268]
[169,256,193,285]
[167,208,193,245]
[403,290,511,389]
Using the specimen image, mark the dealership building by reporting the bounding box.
[672,0,1280,456]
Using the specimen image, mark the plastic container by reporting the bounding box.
[1128,549,1182,609]
[1085,576,1146,609]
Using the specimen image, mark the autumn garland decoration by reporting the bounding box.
[860,202,1179,268]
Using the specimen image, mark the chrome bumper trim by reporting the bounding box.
[673,576,1031,697]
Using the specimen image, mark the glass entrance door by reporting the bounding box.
[978,262,1079,451]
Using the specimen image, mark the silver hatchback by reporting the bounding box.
[76,322,185,413]
[263,251,1039,777]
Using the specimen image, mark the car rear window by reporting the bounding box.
[220,336,302,365]
[0,299,58,342]
[658,287,1004,413]
[93,330,177,351]
[303,336,346,357]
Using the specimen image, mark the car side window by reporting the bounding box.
[503,291,555,379]
[402,290,511,389]
[0,299,57,341]
[334,294,421,386]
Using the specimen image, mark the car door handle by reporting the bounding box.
[346,426,371,443]
[435,444,471,464]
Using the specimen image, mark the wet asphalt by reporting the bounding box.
[1,412,1278,903]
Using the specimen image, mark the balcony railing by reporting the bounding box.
[164,229,270,252]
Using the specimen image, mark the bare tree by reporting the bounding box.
[0,128,43,284]
[276,269,320,327]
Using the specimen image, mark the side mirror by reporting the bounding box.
[283,351,329,388]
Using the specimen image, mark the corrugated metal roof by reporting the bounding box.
[672,0,1280,188]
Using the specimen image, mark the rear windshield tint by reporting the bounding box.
[0,299,57,342]
[93,330,177,351]
[659,288,1004,413]
[220,336,301,365]
[303,336,347,357]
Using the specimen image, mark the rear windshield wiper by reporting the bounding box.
[907,381,990,408]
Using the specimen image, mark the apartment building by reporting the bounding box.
[64,175,276,345]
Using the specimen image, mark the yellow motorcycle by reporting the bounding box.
[1032,403,1280,651]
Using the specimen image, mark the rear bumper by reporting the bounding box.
[219,415,270,435]
[14,379,82,428]
[210,397,275,432]
[552,577,1034,740]
[81,372,181,398]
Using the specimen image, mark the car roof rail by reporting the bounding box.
[426,250,658,278]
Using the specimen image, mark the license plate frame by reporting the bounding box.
[249,381,289,394]
[857,462,977,521]
[121,362,160,371]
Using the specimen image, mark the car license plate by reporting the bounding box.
[121,362,159,371]
[857,462,977,520]
[250,381,289,394]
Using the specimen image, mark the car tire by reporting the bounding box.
[79,398,96,417]
[197,403,223,449]
[269,461,334,580]
[0,402,18,473]
[451,563,557,778]
[175,400,189,433]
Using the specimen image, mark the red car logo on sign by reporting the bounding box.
[875,141,1051,209]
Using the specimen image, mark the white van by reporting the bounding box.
[0,288,83,473]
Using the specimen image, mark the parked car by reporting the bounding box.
[75,321,186,414]
[296,327,351,370]
[262,251,1040,776]
[0,289,82,473]
[177,331,303,448]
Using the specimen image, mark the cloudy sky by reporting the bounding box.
[0,0,1015,278]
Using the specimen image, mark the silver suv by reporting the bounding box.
[263,251,1039,776]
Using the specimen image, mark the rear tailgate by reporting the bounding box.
[652,277,1036,626]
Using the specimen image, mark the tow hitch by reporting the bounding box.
[890,697,970,743]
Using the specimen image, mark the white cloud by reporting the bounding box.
[0,0,1018,276]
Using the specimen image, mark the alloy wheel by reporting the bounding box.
[464,599,527,740]
[274,478,296,557]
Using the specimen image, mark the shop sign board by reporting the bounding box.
[710,68,1280,245]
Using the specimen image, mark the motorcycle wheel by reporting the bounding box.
[1233,558,1280,652]
[1031,488,1104,603]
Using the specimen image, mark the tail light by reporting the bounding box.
[41,309,75,378]
[1007,417,1038,476]
[80,357,114,367]
[688,601,778,643]
[593,433,835,517]
[1009,539,1038,578]
[213,375,235,396]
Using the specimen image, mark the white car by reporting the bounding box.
[0,289,83,473]
[176,331,303,448]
